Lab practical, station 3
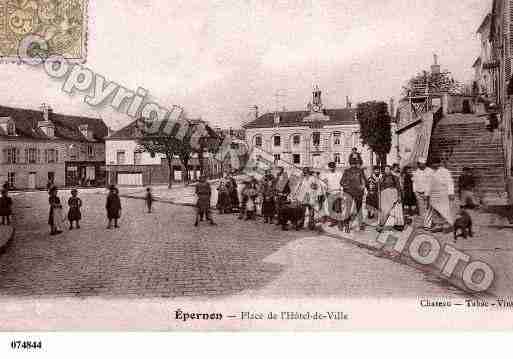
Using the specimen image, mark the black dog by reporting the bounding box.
[278,203,305,231]
[453,207,473,242]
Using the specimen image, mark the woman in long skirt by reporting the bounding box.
[377,165,404,232]
[106,185,121,229]
[48,186,64,235]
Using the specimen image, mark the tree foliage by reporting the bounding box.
[137,117,220,187]
[357,101,392,167]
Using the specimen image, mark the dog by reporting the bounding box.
[453,207,473,242]
[278,201,305,231]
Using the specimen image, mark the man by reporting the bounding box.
[260,169,276,223]
[458,167,479,209]
[425,159,455,231]
[195,175,216,226]
[321,162,343,225]
[366,166,381,220]
[341,160,367,231]
[348,147,363,168]
[412,157,434,221]
[273,166,291,225]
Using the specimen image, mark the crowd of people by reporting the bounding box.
[193,148,480,236]
[0,151,481,240]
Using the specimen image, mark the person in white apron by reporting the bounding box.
[48,186,64,235]
[425,159,455,231]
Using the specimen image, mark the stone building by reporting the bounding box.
[243,87,370,170]
[0,104,107,190]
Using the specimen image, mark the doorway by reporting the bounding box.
[28,172,36,189]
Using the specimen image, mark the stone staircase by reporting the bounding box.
[428,117,508,205]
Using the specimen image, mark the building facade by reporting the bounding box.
[105,120,223,186]
[0,104,107,190]
[243,88,370,170]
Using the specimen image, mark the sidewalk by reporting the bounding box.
[321,208,513,297]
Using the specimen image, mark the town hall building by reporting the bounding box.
[243,87,370,170]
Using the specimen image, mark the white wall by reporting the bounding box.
[105,139,165,165]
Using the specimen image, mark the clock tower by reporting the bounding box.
[311,85,322,112]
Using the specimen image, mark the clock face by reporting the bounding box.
[312,104,321,112]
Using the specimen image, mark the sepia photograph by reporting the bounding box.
[1,1,513,347]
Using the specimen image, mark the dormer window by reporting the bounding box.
[38,121,55,138]
[79,124,89,138]
[7,122,15,136]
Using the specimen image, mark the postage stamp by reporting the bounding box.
[0,0,88,63]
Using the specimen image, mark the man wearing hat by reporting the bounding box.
[348,147,363,168]
[412,157,433,222]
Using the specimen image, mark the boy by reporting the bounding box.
[67,189,82,229]
[0,189,12,225]
[145,187,153,213]
[195,176,216,226]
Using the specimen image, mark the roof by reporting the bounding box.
[477,13,492,34]
[0,105,108,142]
[472,56,482,68]
[242,108,357,129]
[108,118,219,140]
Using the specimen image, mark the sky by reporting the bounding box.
[0,0,491,130]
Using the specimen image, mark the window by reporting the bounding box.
[312,132,321,146]
[46,149,57,163]
[6,148,18,164]
[255,136,262,147]
[7,123,15,136]
[69,145,78,161]
[28,148,37,164]
[87,145,94,158]
[353,132,360,147]
[293,154,301,164]
[333,132,341,145]
[117,151,126,165]
[293,135,301,145]
[334,153,341,164]
[273,154,281,162]
[273,136,281,147]
[7,172,15,188]
[134,151,142,165]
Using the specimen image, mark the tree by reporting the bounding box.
[357,101,392,170]
[137,118,189,188]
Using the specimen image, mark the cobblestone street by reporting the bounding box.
[0,190,466,299]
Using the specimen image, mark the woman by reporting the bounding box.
[106,185,121,229]
[216,173,232,214]
[48,186,64,235]
[377,165,404,232]
[401,166,417,217]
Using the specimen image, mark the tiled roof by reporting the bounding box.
[0,105,108,142]
[108,118,219,140]
[242,108,357,129]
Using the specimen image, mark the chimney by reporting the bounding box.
[253,105,259,120]
[41,103,53,121]
[431,53,441,75]
[346,96,352,109]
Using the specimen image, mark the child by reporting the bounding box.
[106,185,121,229]
[145,187,153,213]
[243,183,258,220]
[67,189,82,229]
[195,176,216,226]
[0,189,12,225]
[48,186,64,235]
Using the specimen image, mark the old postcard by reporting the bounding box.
[1,0,513,341]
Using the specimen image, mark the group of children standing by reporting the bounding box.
[47,185,124,235]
